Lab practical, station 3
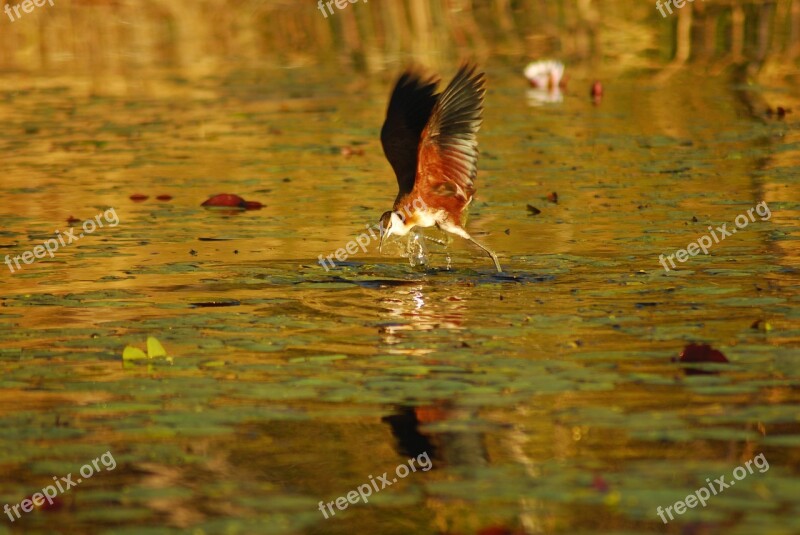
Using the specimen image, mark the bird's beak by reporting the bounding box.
[379,224,390,253]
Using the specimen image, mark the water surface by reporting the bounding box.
[1,2,800,534]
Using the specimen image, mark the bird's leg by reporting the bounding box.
[467,236,502,273]
[439,223,502,273]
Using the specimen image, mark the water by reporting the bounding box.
[1,2,800,534]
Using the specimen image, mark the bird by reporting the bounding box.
[524,60,566,106]
[523,59,566,90]
[378,63,502,273]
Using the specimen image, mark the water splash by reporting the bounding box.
[405,230,429,268]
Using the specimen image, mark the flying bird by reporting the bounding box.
[378,63,501,272]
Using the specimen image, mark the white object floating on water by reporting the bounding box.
[524,60,565,90]
[524,60,566,106]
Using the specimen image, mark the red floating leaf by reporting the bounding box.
[24,494,63,512]
[129,194,148,202]
[66,216,80,224]
[244,201,264,210]
[591,80,603,98]
[201,194,246,208]
[678,343,728,364]
[478,527,520,535]
[40,496,64,512]
[592,474,610,493]
[546,192,558,204]
[156,194,173,201]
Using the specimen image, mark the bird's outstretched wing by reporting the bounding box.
[380,70,439,199]
[415,64,485,203]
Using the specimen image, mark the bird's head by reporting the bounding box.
[379,210,413,252]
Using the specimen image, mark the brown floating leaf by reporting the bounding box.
[546,192,558,204]
[526,204,541,216]
[129,194,148,202]
[190,300,241,308]
[156,194,173,201]
[244,201,264,210]
[767,106,791,118]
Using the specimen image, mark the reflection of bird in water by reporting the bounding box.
[382,406,439,460]
[524,60,566,106]
[378,63,502,272]
[383,404,549,534]
[384,405,536,534]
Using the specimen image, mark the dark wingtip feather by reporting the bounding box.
[380,67,441,197]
